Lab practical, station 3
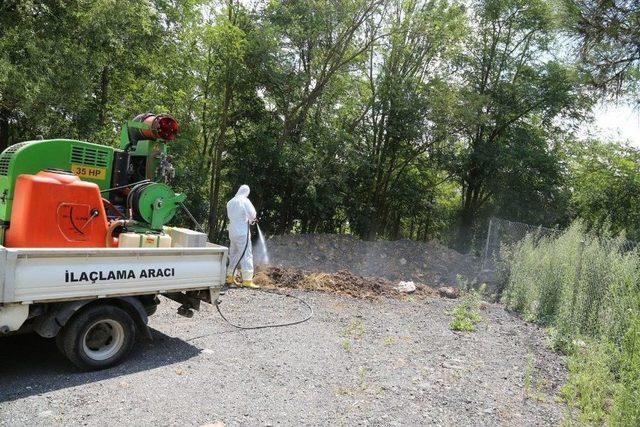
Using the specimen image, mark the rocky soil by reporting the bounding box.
[1,289,566,426]
[0,234,564,425]
[263,234,488,286]
[254,266,439,299]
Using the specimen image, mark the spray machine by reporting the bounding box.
[0,114,229,370]
[0,114,191,248]
[0,114,313,370]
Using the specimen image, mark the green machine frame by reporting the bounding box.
[0,118,185,244]
[0,139,115,222]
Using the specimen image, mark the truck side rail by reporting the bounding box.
[0,245,228,304]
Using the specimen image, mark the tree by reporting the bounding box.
[564,0,640,100]
[0,0,173,150]
[260,0,385,232]
[265,0,384,145]
[348,0,465,240]
[3,0,631,248]
[566,138,640,240]
[198,10,250,242]
[0,0,69,150]
[448,0,589,249]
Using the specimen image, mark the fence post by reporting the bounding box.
[482,217,493,270]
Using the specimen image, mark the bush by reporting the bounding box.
[500,221,640,424]
[561,341,619,425]
[501,225,583,327]
[449,286,484,332]
[611,315,640,426]
[501,222,640,347]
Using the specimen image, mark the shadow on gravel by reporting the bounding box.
[0,328,200,403]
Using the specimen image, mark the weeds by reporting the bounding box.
[611,315,640,426]
[336,366,370,396]
[341,319,365,340]
[500,221,640,424]
[340,319,365,352]
[450,304,482,331]
[561,341,618,425]
[383,336,396,346]
[449,285,485,332]
[524,354,534,395]
[523,354,547,402]
[357,366,369,392]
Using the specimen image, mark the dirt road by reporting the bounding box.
[0,290,566,426]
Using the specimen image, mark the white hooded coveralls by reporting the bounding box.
[226,185,257,280]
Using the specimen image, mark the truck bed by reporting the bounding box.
[0,244,228,304]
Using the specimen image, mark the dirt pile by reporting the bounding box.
[438,286,461,299]
[254,266,437,299]
[263,234,482,286]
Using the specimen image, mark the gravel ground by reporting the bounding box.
[0,290,566,426]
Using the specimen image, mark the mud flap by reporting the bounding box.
[33,296,152,340]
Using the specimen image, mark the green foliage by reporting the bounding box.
[449,286,484,332]
[502,222,640,349]
[566,139,640,241]
[0,0,170,146]
[563,0,640,100]
[445,0,591,249]
[0,0,598,245]
[345,0,466,240]
[501,224,584,328]
[611,315,640,426]
[501,222,640,424]
[450,305,482,332]
[561,340,619,425]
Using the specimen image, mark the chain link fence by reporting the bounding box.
[481,217,638,271]
[479,217,638,292]
[481,217,560,271]
[481,217,639,343]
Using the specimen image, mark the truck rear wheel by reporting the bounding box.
[58,305,136,370]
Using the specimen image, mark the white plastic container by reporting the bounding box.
[118,232,172,248]
[164,226,208,247]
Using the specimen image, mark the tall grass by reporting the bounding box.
[500,221,640,425]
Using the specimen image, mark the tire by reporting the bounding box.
[58,305,136,371]
[144,303,158,317]
[55,330,65,354]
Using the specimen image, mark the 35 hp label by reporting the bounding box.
[71,164,107,180]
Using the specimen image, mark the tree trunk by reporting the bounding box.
[391,213,401,240]
[363,204,379,241]
[207,78,233,242]
[422,216,430,241]
[409,217,415,240]
[217,216,228,244]
[198,50,213,172]
[97,66,110,127]
[422,218,429,242]
[456,184,479,252]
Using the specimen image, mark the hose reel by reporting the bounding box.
[128,182,185,230]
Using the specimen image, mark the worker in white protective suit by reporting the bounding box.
[226,185,259,288]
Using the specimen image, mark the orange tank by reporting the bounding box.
[5,171,109,248]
